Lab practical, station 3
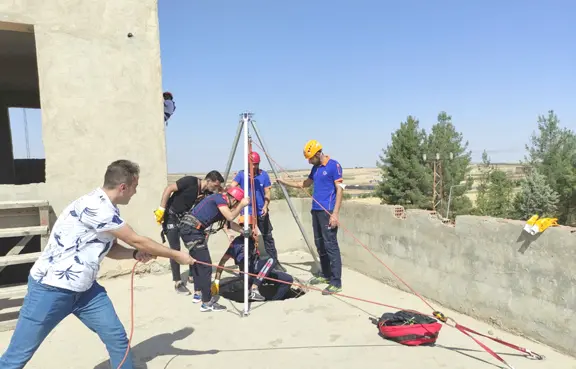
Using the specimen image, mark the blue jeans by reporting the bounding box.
[311,210,342,288]
[0,276,133,369]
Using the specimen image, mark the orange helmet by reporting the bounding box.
[303,139,322,159]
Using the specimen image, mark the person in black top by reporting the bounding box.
[154,170,225,294]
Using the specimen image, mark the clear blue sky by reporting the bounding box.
[9,0,576,173]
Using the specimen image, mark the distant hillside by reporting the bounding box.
[168,163,525,186]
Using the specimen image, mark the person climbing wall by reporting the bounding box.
[163,91,176,125]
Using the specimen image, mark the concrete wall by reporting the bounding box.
[0,0,167,273]
[278,198,574,356]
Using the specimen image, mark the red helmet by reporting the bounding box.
[226,186,244,202]
[249,152,261,164]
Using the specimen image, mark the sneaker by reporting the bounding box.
[250,289,265,301]
[322,285,342,295]
[309,276,329,285]
[192,292,202,303]
[200,299,227,312]
[175,282,191,295]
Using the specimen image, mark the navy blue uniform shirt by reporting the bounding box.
[190,193,228,226]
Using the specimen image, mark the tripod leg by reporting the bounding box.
[223,119,244,183]
[250,120,321,274]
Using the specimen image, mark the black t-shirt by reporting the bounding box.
[166,176,201,214]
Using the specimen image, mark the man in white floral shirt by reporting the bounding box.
[0,160,195,369]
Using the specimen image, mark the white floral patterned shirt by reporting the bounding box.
[29,188,126,292]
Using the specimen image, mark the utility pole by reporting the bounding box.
[423,152,453,212]
[446,183,466,219]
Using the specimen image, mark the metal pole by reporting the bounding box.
[250,120,321,273]
[223,119,244,183]
[241,112,251,317]
[446,184,465,219]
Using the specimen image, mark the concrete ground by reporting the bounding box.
[0,250,574,369]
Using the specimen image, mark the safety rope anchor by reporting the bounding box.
[432,311,448,323]
[525,349,545,361]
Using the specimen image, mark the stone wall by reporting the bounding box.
[291,198,575,356]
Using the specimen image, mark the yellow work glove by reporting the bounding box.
[211,279,220,295]
[153,207,165,224]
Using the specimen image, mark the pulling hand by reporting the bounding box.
[261,206,269,216]
[134,251,156,263]
[174,251,196,265]
[328,213,339,228]
[240,197,251,207]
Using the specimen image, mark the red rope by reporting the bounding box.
[116,261,138,369]
[247,139,258,231]
[250,140,545,367]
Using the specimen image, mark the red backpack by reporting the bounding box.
[376,310,443,346]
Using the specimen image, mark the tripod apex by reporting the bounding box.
[240,112,254,120]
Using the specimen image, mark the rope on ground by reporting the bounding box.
[250,141,545,369]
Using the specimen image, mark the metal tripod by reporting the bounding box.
[222,113,321,274]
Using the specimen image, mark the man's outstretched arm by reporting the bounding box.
[277,177,313,189]
[109,224,193,264]
[106,242,154,263]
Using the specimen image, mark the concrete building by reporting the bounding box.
[0,1,168,284]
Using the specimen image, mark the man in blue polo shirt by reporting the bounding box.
[277,139,344,295]
[230,151,286,272]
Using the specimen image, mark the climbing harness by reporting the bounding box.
[184,237,208,252]
[179,213,207,231]
[160,178,207,243]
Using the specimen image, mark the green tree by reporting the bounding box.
[376,115,431,208]
[512,168,559,220]
[473,151,515,217]
[425,111,474,217]
[473,150,493,214]
[524,110,576,224]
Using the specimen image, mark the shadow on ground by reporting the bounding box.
[93,327,218,369]
[91,318,531,369]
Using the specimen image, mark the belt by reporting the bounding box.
[179,213,206,231]
[168,208,185,218]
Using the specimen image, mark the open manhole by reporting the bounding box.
[218,276,307,303]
